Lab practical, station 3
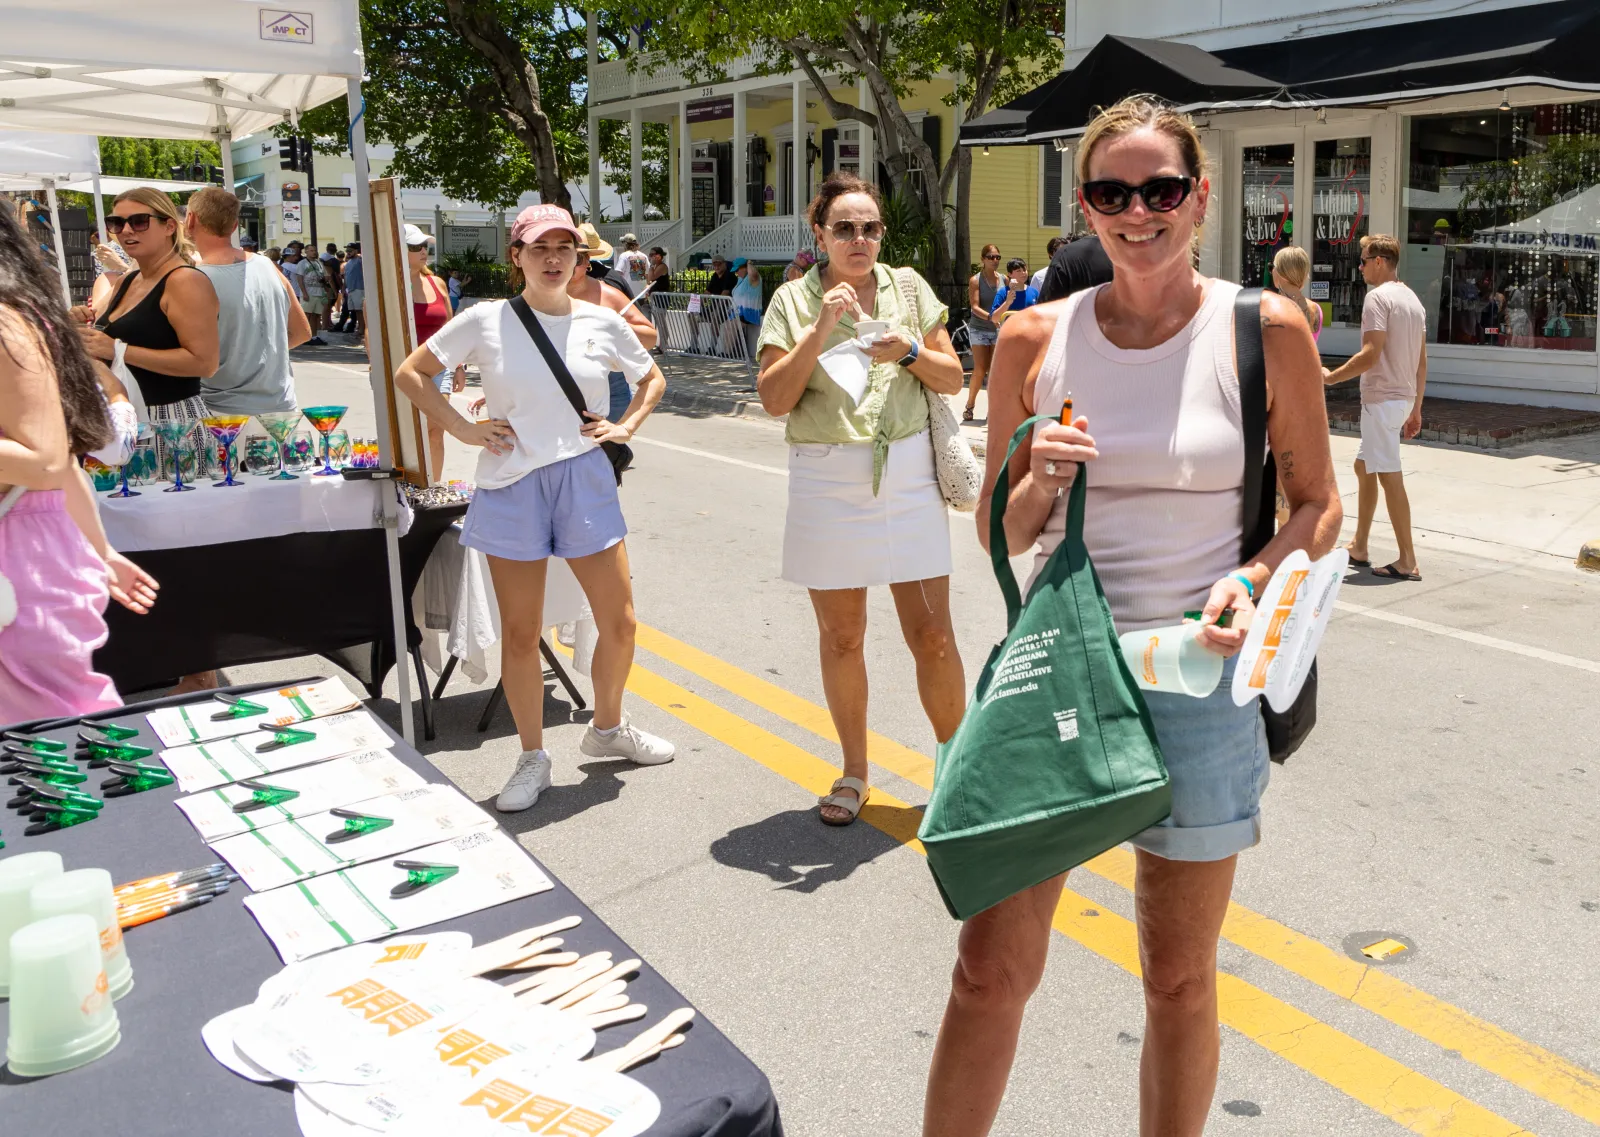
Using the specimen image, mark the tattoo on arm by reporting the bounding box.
[1279,449,1296,483]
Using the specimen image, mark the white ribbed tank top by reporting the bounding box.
[1028,280,1249,633]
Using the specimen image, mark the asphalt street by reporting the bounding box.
[210,351,1600,1136]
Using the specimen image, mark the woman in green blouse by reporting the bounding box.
[756,171,968,826]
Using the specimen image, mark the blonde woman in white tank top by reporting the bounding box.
[922,99,1343,1137]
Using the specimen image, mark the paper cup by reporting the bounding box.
[5,913,121,1076]
[0,851,65,998]
[29,868,133,1000]
[1119,622,1224,698]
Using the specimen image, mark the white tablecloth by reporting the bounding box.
[101,474,394,553]
[417,523,588,684]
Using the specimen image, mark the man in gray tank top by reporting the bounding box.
[184,187,309,414]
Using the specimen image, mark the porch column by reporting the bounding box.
[587,111,602,222]
[857,76,874,185]
[679,98,692,246]
[792,78,805,252]
[219,128,235,246]
[630,106,644,228]
[732,90,747,218]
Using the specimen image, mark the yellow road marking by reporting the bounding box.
[563,640,1535,1136]
[632,623,1600,1128]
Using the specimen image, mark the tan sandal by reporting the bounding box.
[819,777,869,826]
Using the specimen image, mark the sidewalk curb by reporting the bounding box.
[656,386,777,423]
[1579,540,1600,573]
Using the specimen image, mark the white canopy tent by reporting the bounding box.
[0,131,104,303]
[1,1,418,743]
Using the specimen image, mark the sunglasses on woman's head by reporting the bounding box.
[106,213,159,234]
[1080,176,1193,216]
[827,219,885,242]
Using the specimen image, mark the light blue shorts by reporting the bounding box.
[968,326,999,347]
[459,448,625,562]
[1130,657,1271,862]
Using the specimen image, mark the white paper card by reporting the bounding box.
[211,785,496,891]
[148,678,365,747]
[245,830,554,963]
[303,1002,597,1131]
[816,341,872,405]
[387,1054,661,1137]
[1232,548,1347,711]
[160,709,394,793]
[175,752,428,842]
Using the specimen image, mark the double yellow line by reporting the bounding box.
[565,625,1599,1134]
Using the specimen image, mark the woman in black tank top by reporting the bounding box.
[77,188,220,475]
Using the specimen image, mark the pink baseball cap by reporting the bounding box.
[510,204,583,246]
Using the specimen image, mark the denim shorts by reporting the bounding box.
[459,448,625,562]
[968,326,999,347]
[1130,657,1271,862]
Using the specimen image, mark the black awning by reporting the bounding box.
[961,0,1600,146]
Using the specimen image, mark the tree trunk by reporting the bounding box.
[954,144,972,292]
[444,0,571,211]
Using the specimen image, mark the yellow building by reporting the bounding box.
[584,34,1068,278]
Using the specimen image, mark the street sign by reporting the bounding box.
[282,201,304,235]
[282,181,302,202]
[317,186,351,197]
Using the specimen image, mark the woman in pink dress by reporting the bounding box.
[0,204,152,723]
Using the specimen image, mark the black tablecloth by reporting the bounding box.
[0,685,783,1137]
[94,501,469,698]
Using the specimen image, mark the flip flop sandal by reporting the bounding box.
[818,777,869,826]
[1371,563,1421,581]
[1346,554,1371,568]
[962,407,976,422]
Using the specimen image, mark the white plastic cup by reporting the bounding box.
[30,868,133,1000]
[5,913,121,1076]
[0,850,65,998]
[1119,622,1224,698]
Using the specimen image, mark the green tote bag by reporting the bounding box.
[918,416,1172,920]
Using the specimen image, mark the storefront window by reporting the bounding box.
[1312,138,1370,327]
[1403,101,1600,351]
[1241,143,1295,290]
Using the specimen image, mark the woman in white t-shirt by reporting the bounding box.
[394,204,675,813]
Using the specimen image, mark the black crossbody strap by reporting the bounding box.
[508,294,591,426]
[1234,287,1275,560]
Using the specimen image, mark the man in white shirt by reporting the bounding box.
[1029,236,1068,294]
[615,234,649,287]
[1323,233,1428,581]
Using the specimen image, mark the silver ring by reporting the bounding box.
[1044,461,1058,477]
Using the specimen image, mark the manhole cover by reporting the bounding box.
[1342,930,1417,965]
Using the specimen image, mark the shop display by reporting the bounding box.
[204,415,252,489]
[3,913,121,1077]
[174,752,428,843]
[153,420,198,493]
[147,678,364,747]
[302,405,350,477]
[157,708,395,793]
[28,867,134,999]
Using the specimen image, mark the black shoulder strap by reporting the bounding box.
[1234,286,1276,561]
[508,294,590,426]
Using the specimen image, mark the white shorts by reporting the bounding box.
[1356,398,1412,475]
[346,288,365,311]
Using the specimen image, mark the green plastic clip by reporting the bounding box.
[390,859,458,898]
[103,767,176,796]
[232,781,300,813]
[326,810,393,843]
[31,766,89,786]
[81,721,139,741]
[211,695,269,720]
[81,740,155,762]
[256,724,316,752]
[3,733,68,754]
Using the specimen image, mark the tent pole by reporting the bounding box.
[44,184,72,307]
[219,127,236,248]
[89,168,108,244]
[347,77,417,748]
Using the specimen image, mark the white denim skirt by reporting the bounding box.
[782,431,952,590]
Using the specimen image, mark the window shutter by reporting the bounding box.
[822,128,837,177]
[1041,145,1062,227]
[921,116,942,176]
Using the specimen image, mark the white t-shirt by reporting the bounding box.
[1029,267,1048,294]
[616,250,649,284]
[1360,280,1426,405]
[426,298,653,489]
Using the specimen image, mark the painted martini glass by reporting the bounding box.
[204,415,252,488]
[301,405,349,477]
[257,410,304,481]
[153,420,197,492]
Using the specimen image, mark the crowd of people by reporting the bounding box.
[0,91,1440,1137]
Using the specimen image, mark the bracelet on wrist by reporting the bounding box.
[1228,570,1257,599]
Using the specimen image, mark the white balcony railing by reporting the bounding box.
[740,216,813,260]
[589,50,786,106]
[590,60,632,104]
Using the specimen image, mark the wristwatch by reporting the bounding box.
[897,339,920,368]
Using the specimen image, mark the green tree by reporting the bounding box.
[598,119,671,220]
[610,0,1059,288]
[295,0,654,217]
[98,137,219,180]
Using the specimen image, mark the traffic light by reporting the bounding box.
[279,137,301,171]
[208,166,224,186]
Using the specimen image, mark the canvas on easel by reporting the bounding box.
[365,177,428,485]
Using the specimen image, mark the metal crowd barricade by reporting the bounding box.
[647,292,756,377]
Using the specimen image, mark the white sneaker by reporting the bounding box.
[495,750,553,812]
[579,715,676,766]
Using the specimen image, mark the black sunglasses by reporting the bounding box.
[106,212,161,234]
[1080,176,1193,216]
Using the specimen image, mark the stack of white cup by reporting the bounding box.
[0,851,132,1076]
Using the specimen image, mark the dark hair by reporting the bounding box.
[1046,236,1069,256]
[1006,258,1027,272]
[649,246,666,257]
[806,170,882,227]
[0,205,112,456]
